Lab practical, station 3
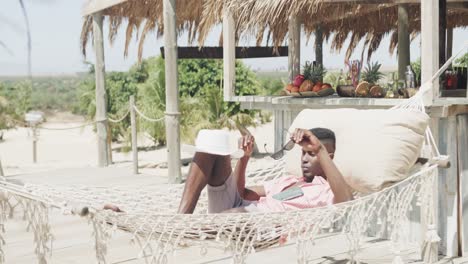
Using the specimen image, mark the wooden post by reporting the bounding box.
[439,0,447,66]
[288,16,301,82]
[458,114,468,255]
[274,110,284,152]
[163,0,182,183]
[32,126,37,163]
[420,0,439,106]
[92,12,110,167]
[0,158,4,177]
[315,25,323,67]
[398,4,410,82]
[130,96,138,175]
[447,28,453,60]
[437,116,459,257]
[422,118,441,262]
[275,15,300,151]
[223,8,235,101]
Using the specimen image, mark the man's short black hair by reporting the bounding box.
[309,128,335,145]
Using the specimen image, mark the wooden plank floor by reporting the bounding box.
[3,166,468,264]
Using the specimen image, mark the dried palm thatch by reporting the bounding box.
[81,0,205,60]
[80,0,468,62]
[200,0,468,61]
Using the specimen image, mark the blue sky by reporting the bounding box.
[0,0,467,76]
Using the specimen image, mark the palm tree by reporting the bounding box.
[1,1,32,84]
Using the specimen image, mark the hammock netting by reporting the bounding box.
[1,45,466,263]
[0,133,440,264]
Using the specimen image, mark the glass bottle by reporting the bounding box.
[405,65,416,88]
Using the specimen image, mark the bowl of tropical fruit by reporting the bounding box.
[336,62,386,98]
[284,62,335,97]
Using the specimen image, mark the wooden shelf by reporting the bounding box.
[228,95,468,117]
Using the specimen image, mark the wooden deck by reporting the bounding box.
[3,166,468,264]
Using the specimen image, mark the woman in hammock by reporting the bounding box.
[178,128,354,214]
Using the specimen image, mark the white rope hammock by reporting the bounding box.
[0,45,466,264]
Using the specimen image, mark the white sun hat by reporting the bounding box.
[182,129,244,159]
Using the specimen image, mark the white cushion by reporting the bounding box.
[285,108,429,194]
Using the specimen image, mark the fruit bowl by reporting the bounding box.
[285,87,335,98]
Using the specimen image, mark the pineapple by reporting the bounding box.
[302,61,314,81]
[310,63,327,83]
[300,61,314,92]
[359,62,384,97]
[311,64,327,92]
[361,62,384,85]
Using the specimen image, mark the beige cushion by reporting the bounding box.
[285,108,429,194]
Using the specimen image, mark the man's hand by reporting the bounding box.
[291,128,322,154]
[239,134,255,158]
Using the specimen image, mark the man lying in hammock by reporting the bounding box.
[177,128,354,214]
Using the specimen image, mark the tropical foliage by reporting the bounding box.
[0,81,31,131]
[76,56,271,148]
[411,58,421,85]
[455,52,468,67]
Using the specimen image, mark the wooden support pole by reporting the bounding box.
[288,16,301,82]
[458,114,468,256]
[92,12,110,167]
[223,8,235,101]
[130,96,138,175]
[447,28,453,61]
[315,25,323,67]
[163,0,182,184]
[398,4,410,81]
[32,126,37,163]
[440,0,447,67]
[420,0,439,106]
[275,16,301,152]
[437,117,459,257]
[0,158,4,177]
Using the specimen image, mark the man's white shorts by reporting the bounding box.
[207,173,258,213]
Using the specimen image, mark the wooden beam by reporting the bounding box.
[160,46,288,59]
[223,9,235,101]
[81,0,128,16]
[398,4,410,82]
[421,0,439,106]
[92,12,111,167]
[163,0,182,184]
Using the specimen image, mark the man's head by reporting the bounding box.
[301,128,336,182]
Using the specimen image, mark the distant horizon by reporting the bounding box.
[0,65,405,78]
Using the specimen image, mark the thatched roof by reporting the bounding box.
[81,0,468,61]
[81,0,204,59]
[199,0,468,61]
